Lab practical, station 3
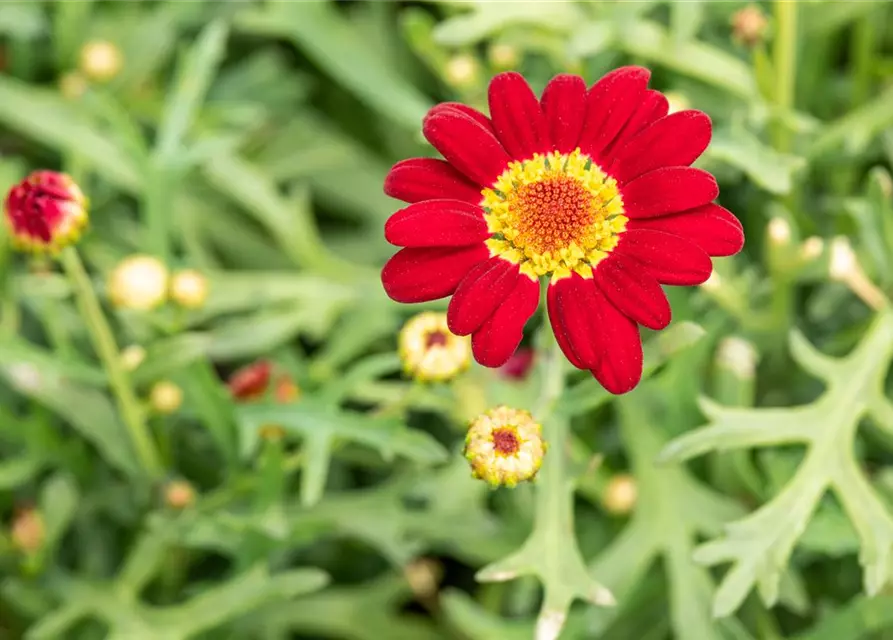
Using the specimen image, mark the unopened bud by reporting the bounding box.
[767,217,792,245]
[488,43,520,70]
[108,255,169,311]
[716,336,758,379]
[828,236,857,281]
[800,236,824,261]
[59,72,88,100]
[150,380,182,414]
[4,171,88,254]
[464,406,546,488]
[120,344,146,372]
[700,270,722,292]
[170,269,208,309]
[603,474,637,515]
[444,54,479,88]
[11,508,44,553]
[731,5,769,47]
[404,558,444,600]
[79,40,123,83]
[164,480,196,509]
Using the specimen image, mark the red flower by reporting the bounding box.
[380,68,744,394]
[4,170,87,253]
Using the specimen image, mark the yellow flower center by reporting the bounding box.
[482,149,626,280]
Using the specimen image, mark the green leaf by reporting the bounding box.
[0,336,106,386]
[660,311,893,617]
[0,78,141,191]
[440,589,531,640]
[707,128,806,195]
[0,457,42,490]
[431,1,584,46]
[808,85,893,158]
[573,19,758,99]
[131,333,215,385]
[234,1,431,129]
[1,364,141,478]
[40,474,79,551]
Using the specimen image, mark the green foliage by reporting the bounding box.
[0,1,892,639]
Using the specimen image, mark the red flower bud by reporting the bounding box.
[4,171,88,253]
[227,360,273,401]
[498,347,536,380]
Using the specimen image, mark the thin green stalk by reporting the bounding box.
[772,0,798,153]
[60,247,163,478]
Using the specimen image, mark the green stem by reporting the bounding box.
[60,248,163,478]
[772,0,798,153]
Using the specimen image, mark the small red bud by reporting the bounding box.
[4,171,88,253]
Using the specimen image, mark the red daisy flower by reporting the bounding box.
[380,68,744,394]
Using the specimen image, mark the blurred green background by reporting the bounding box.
[1,1,893,639]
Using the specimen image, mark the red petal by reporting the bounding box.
[436,102,495,133]
[448,257,521,335]
[472,274,540,367]
[622,167,719,218]
[628,203,744,257]
[610,111,712,184]
[594,254,671,330]
[614,229,713,285]
[385,199,489,248]
[603,89,668,157]
[547,274,602,369]
[577,66,651,162]
[381,244,489,303]
[423,108,511,187]
[540,74,587,154]
[588,287,643,394]
[488,72,550,160]
[384,158,482,205]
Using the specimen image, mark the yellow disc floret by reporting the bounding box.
[464,405,546,488]
[481,149,626,280]
[399,312,471,382]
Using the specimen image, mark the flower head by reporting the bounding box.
[108,254,169,310]
[10,506,44,553]
[227,360,301,403]
[399,311,471,382]
[498,347,535,380]
[464,405,546,488]
[381,69,744,393]
[164,480,196,509]
[731,5,769,47]
[4,171,87,253]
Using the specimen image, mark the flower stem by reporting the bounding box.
[772,0,798,153]
[60,247,163,478]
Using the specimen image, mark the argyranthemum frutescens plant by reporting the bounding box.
[378,67,744,638]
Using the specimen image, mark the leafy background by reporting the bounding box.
[1,1,893,639]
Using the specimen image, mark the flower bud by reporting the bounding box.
[602,473,637,515]
[399,312,471,382]
[498,347,535,381]
[170,269,208,309]
[108,255,169,311]
[164,480,196,509]
[79,40,123,83]
[404,557,443,600]
[11,507,44,553]
[120,344,146,371]
[227,360,273,402]
[700,270,722,292]
[150,380,182,414]
[767,217,792,246]
[488,43,520,70]
[800,236,824,261]
[731,5,769,47]
[464,406,546,488]
[828,236,857,281]
[274,376,301,403]
[444,54,479,88]
[716,336,758,379]
[4,171,88,254]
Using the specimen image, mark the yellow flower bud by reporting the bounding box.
[603,474,637,515]
[108,255,169,311]
[11,507,44,553]
[164,480,196,509]
[800,236,824,261]
[488,43,520,70]
[120,344,146,372]
[464,406,546,488]
[731,5,769,47]
[79,40,123,83]
[399,312,471,382]
[663,91,690,115]
[170,269,208,309]
[59,71,88,100]
[767,217,792,246]
[150,380,182,415]
[444,54,479,88]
